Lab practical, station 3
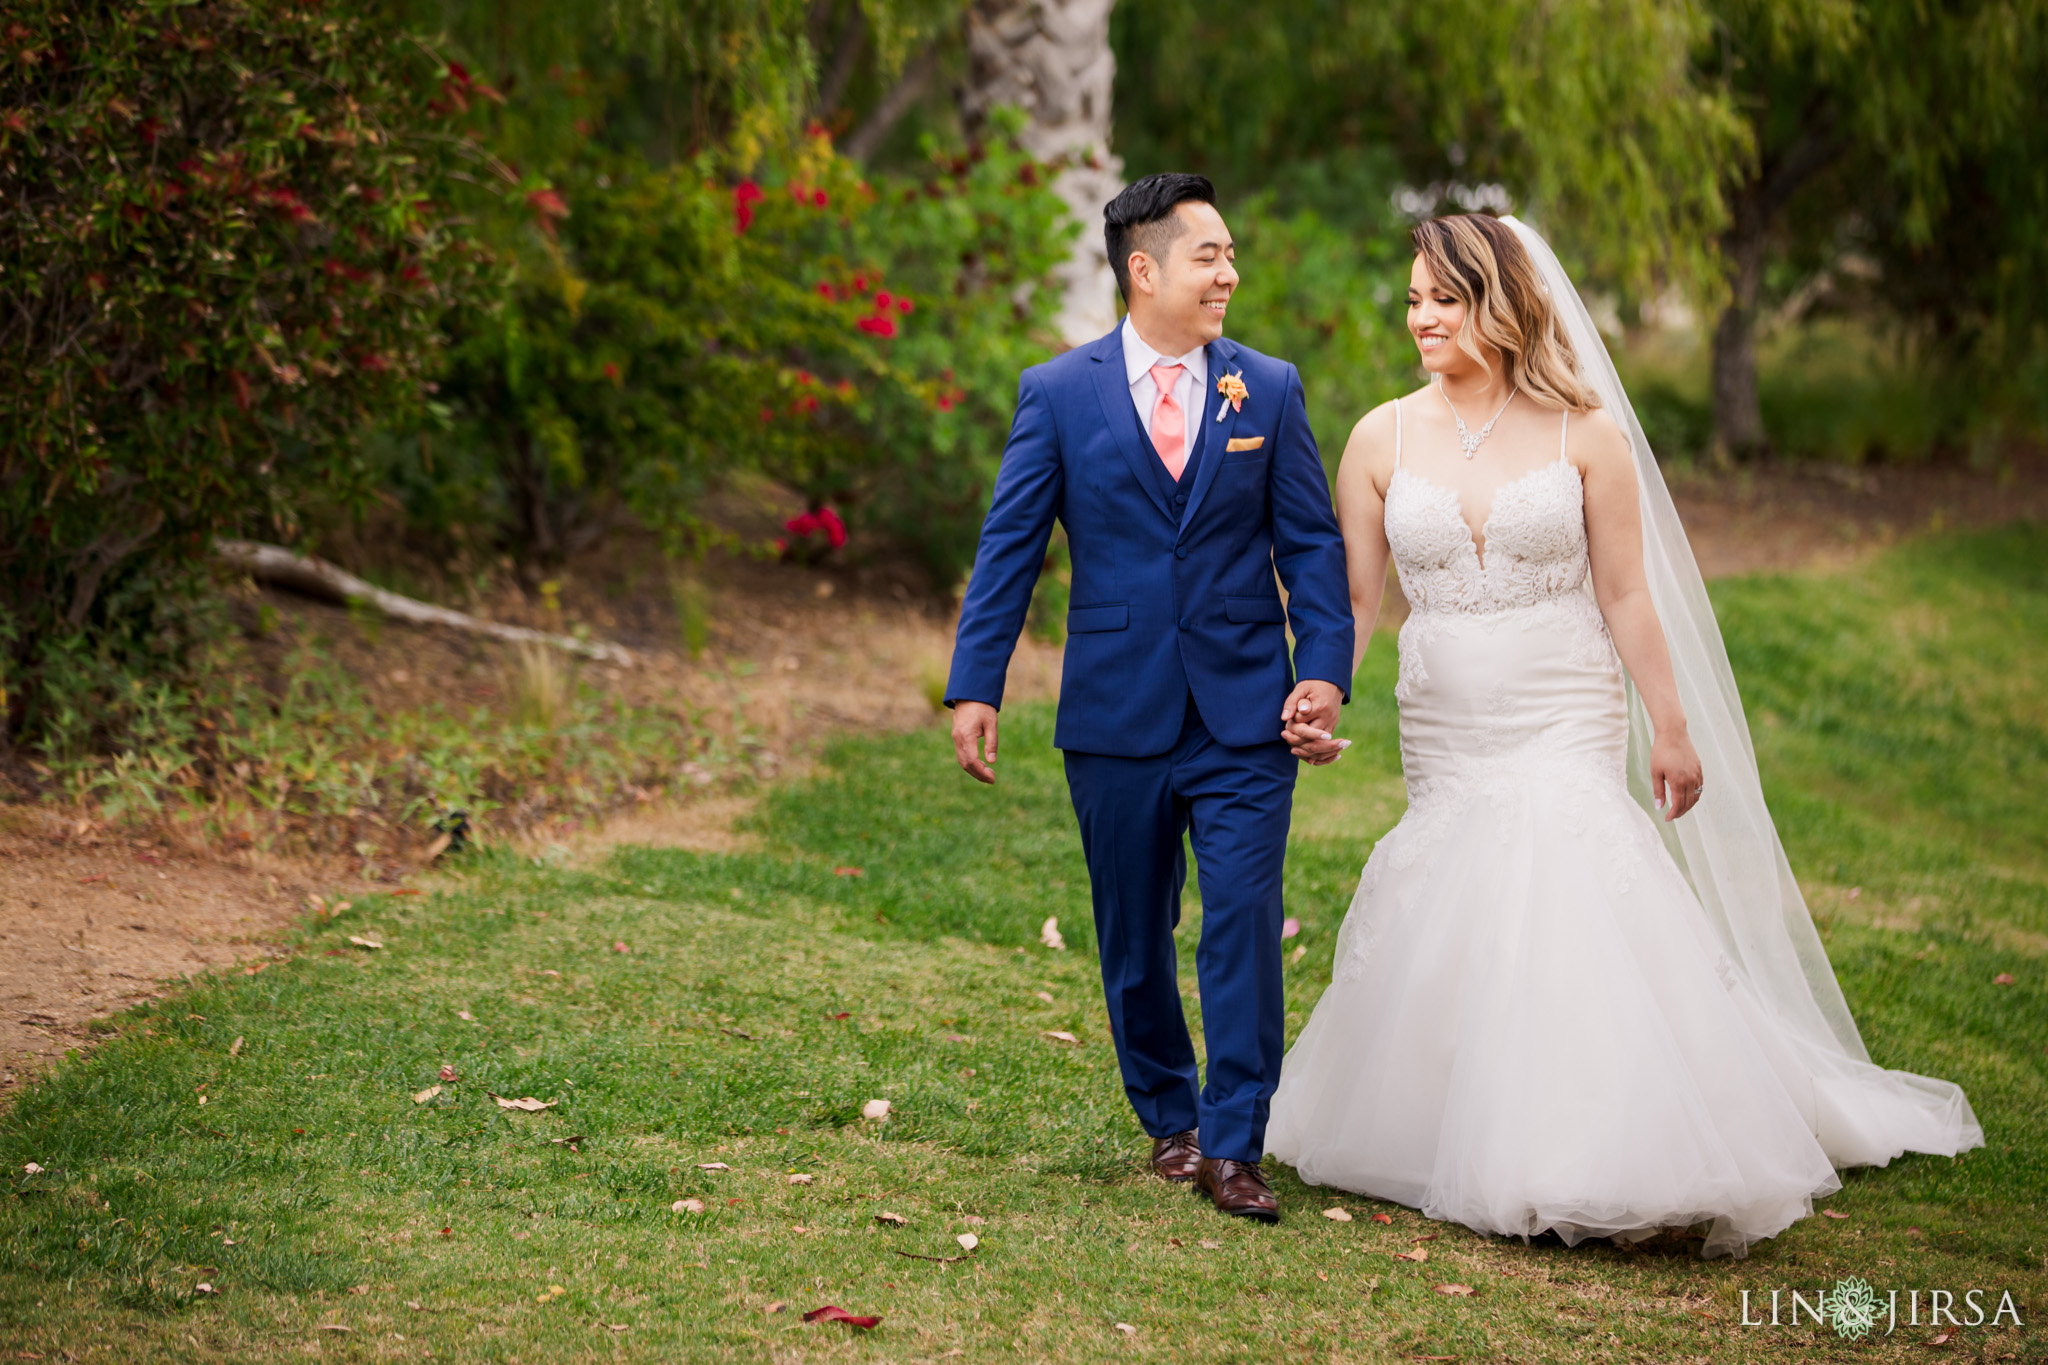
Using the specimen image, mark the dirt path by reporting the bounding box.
[3,453,2042,1096]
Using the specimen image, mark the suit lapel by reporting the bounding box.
[1178,337,1242,532]
[1089,329,1175,524]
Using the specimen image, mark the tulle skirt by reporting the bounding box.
[1267,602,1879,1257]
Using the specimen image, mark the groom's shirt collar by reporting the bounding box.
[1120,314,1208,392]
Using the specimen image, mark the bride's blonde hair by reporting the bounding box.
[1411,214,1601,413]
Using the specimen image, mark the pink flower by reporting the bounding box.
[875,291,893,310]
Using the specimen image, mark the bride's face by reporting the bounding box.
[1407,256,1471,377]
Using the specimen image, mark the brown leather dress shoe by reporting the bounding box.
[1150,1130,1202,1182]
[1195,1157,1279,1222]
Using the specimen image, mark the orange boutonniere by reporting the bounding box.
[1216,370,1248,420]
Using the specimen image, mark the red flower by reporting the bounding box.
[936,393,955,413]
[137,117,161,144]
[835,379,853,395]
[851,273,869,293]
[786,512,821,538]
[760,406,774,424]
[602,361,621,384]
[897,296,914,314]
[812,188,829,207]
[817,506,847,549]
[795,370,814,386]
[801,395,820,414]
[733,180,764,233]
[856,315,897,339]
[816,282,836,301]
[526,187,569,238]
[874,291,893,310]
[358,352,390,373]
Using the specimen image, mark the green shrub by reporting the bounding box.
[0,0,492,711]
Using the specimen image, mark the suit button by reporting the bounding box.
[1174,546,1188,560]
[1178,617,1190,631]
[1174,493,1186,505]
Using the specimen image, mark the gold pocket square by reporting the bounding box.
[1225,436,1265,452]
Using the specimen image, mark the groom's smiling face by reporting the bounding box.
[1126,201,1239,353]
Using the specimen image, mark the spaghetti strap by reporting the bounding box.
[1394,397,1404,468]
[1558,409,1569,463]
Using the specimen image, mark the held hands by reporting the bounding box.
[952,700,1001,784]
[1281,680,1348,765]
[1651,724,1705,822]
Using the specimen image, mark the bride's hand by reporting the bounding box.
[1652,727,1705,821]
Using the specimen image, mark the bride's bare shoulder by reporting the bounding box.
[1339,394,1415,489]
[1567,403,1634,470]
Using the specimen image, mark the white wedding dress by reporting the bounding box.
[1265,396,1982,1258]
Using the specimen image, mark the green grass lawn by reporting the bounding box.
[2,526,2044,1363]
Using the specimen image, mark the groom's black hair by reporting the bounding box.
[1104,172,1217,303]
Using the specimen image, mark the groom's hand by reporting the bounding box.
[952,701,1001,784]
[1281,680,1347,763]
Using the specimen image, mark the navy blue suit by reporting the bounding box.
[946,326,1353,1161]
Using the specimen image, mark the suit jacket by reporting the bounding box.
[946,326,1354,756]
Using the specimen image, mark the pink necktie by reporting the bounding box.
[1148,363,1186,479]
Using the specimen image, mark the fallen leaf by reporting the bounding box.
[1035,990,1055,1003]
[488,1093,556,1111]
[1043,1030,1079,1045]
[1433,1283,1476,1297]
[439,1227,452,1238]
[333,902,353,914]
[788,1173,814,1185]
[956,1233,979,1252]
[457,1010,475,1022]
[1281,917,1301,939]
[876,1211,908,1226]
[802,1305,880,1328]
[438,1065,458,1082]
[79,873,108,884]
[1115,1322,1137,1335]
[195,1282,218,1295]
[963,1215,985,1225]
[23,1163,43,1175]
[1394,1247,1429,1263]
[833,866,864,878]
[405,1301,421,1310]
[1323,1208,1354,1222]
[1317,1270,1328,1282]
[1821,1208,1849,1220]
[862,1099,892,1121]
[1290,945,1307,964]
[612,941,630,954]
[548,1135,585,1151]
[348,936,383,950]
[764,1301,786,1314]
[605,1324,628,1332]
[1371,1212,1393,1224]
[1992,972,2014,985]
[392,888,425,896]
[1040,916,1066,950]
[1198,1239,1222,1250]
[672,1199,705,1214]
[828,1012,851,1021]
[696,1162,731,1171]
[315,1325,351,1333]
[1928,1331,1955,1346]
[229,1036,244,1057]
[411,1085,441,1105]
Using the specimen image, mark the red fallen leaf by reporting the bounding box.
[829,1012,851,1020]
[612,941,630,954]
[391,889,424,896]
[1927,1331,1955,1345]
[1371,1213,1393,1224]
[439,1227,453,1238]
[834,866,864,877]
[1992,973,2015,985]
[803,1305,880,1329]
[1821,1209,1849,1220]
[79,873,108,884]
[438,1065,458,1082]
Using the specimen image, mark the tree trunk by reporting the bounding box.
[1710,184,1771,463]
[961,0,1122,346]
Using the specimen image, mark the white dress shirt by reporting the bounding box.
[1121,314,1207,471]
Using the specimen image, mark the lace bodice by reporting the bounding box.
[1384,461,1591,615]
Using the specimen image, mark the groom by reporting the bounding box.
[946,173,1353,1221]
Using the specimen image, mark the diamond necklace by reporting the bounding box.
[1437,376,1518,459]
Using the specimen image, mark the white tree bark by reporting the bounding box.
[962,0,1123,347]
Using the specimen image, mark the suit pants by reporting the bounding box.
[1063,697,1296,1163]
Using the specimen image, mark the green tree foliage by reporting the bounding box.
[0,0,491,715]
[416,119,1070,579]
[1698,0,2048,458]
[1110,0,1746,289]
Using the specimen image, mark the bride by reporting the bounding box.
[1264,213,1983,1258]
